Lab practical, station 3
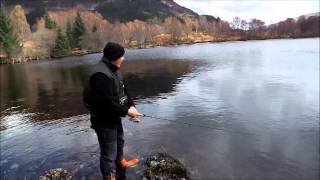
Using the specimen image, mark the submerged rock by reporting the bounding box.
[39,168,72,180]
[144,153,188,180]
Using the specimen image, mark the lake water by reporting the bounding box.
[0,38,319,179]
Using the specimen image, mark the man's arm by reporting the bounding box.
[124,83,135,108]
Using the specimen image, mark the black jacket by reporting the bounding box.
[86,60,134,128]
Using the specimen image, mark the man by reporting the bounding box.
[83,42,143,180]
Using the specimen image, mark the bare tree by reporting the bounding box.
[240,20,248,30]
[163,16,183,42]
[10,5,32,43]
[231,16,241,30]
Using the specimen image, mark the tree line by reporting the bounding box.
[230,16,320,39]
[0,5,319,63]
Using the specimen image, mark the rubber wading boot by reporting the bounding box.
[120,158,140,168]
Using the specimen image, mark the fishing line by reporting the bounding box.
[142,114,256,137]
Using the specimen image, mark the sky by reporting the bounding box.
[174,0,320,24]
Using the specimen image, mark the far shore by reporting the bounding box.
[1,36,318,65]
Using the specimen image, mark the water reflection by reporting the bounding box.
[0,58,197,129]
[0,56,199,179]
[122,59,196,100]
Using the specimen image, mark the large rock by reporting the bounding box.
[39,168,72,180]
[144,153,188,180]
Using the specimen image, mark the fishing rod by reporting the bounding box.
[141,114,256,137]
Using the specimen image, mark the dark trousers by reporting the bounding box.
[95,123,126,179]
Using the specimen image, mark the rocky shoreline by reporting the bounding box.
[39,153,188,180]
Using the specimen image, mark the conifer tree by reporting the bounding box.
[66,18,74,48]
[44,8,56,29]
[0,7,22,59]
[72,12,86,48]
[92,24,97,33]
[51,28,71,57]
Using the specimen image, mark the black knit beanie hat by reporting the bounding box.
[103,42,125,61]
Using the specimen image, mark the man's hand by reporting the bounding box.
[128,106,143,122]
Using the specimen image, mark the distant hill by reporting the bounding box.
[95,0,198,23]
[4,0,199,24]
[295,12,320,21]
[266,12,319,28]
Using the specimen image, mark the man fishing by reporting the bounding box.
[83,42,143,180]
